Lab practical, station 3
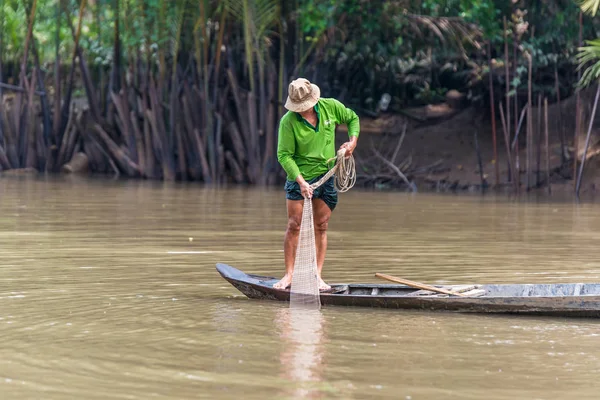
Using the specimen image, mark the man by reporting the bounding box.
[274,78,360,291]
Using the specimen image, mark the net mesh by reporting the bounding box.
[290,197,321,310]
[288,149,356,310]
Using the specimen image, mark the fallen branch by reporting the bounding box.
[398,154,412,172]
[390,122,408,165]
[371,143,417,191]
[0,82,45,96]
[511,104,528,150]
[81,129,120,178]
[92,122,140,175]
[225,150,244,183]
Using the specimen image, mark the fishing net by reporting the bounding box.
[289,197,321,309]
[289,149,356,310]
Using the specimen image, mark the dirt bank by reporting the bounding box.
[341,86,600,196]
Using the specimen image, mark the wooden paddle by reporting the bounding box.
[375,273,467,297]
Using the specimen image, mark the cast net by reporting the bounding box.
[289,197,320,309]
[289,149,356,310]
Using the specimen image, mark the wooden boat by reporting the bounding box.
[216,263,600,318]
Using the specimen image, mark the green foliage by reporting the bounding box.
[575,0,600,88]
[302,0,488,109]
[459,0,501,39]
[226,0,279,91]
[2,1,28,56]
[299,0,338,36]
[576,39,600,87]
[415,84,448,104]
[0,0,596,110]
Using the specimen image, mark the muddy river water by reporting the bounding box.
[1,176,599,399]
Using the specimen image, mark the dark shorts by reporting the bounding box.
[285,174,338,211]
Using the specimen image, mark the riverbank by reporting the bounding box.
[3,87,600,198]
[344,86,600,196]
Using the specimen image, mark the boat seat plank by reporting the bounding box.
[452,285,480,293]
[461,289,486,297]
[406,284,482,297]
[405,289,438,297]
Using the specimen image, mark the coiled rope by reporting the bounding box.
[309,148,356,192]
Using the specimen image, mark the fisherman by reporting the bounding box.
[274,78,360,291]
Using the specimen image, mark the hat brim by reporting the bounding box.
[284,83,321,112]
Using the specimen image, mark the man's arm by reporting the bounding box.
[332,99,360,156]
[277,120,313,198]
[277,119,301,181]
[332,98,360,138]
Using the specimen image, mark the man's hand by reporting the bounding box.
[296,176,313,199]
[339,137,358,158]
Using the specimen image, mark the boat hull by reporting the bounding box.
[216,263,600,318]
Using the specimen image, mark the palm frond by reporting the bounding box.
[403,14,483,54]
[576,39,600,88]
[253,0,278,38]
[576,0,600,16]
[170,0,186,59]
[224,0,243,21]
[2,1,25,53]
[225,0,278,92]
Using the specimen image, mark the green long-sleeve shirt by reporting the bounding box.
[277,98,360,182]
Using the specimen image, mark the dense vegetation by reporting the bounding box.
[0,0,599,187]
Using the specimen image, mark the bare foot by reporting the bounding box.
[319,277,331,291]
[273,274,292,290]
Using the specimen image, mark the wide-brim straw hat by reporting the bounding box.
[284,78,321,113]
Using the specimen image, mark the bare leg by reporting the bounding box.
[312,198,332,291]
[273,199,303,289]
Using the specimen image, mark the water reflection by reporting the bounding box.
[276,308,326,399]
